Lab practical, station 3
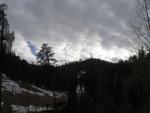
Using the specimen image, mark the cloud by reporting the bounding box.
[12,33,36,63]
[27,41,38,56]
[6,0,137,64]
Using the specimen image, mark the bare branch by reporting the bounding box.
[131,0,150,50]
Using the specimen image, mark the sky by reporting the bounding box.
[2,0,139,64]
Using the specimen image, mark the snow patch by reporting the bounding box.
[31,85,67,99]
[11,104,52,113]
[1,101,4,107]
[76,85,85,94]
[1,74,67,99]
[1,78,26,94]
[11,105,27,113]
[1,73,7,79]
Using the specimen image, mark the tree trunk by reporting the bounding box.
[53,89,57,112]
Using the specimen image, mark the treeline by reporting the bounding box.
[1,2,150,113]
[1,49,150,113]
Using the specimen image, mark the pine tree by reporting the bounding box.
[0,3,15,54]
[36,43,57,112]
[36,43,56,65]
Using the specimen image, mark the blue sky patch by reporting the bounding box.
[27,41,37,56]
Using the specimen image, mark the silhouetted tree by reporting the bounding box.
[36,43,57,112]
[0,3,15,54]
[36,43,56,65]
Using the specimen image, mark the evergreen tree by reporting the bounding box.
[36,43,56,65]
[0,3,15,54]
[36,43,57,112]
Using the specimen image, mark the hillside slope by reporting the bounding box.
[1,74,67,113]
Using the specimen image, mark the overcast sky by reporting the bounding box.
[3,0,138,64]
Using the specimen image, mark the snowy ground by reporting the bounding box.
[1,74,67,113]
[1,101,4,107]
[11,104,53,113]
[1,74,67,99]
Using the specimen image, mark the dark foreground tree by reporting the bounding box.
[36,43,57,112]
[0,3,15,76]
[0,3,15,54]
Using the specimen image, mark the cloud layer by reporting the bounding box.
[6,0,137,63]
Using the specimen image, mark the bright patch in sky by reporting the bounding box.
[12,33,36,63]
[12,33,131,64]
[6,0,137,64]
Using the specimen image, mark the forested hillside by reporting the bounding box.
[1,1,150,113]
[2,50,150,113]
